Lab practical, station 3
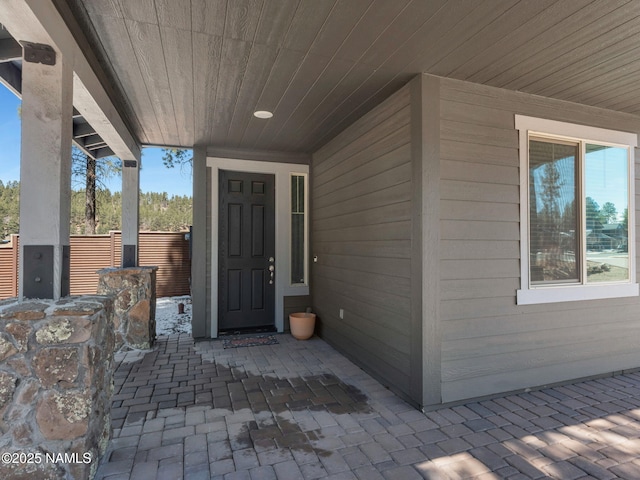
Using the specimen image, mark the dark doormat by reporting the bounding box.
[222,334,279,349]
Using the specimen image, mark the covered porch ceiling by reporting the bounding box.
[20,1,640,153]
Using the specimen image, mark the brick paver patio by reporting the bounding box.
[95,334,640,479]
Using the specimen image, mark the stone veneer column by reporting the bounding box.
[96,266,158,349]
[0,296,115,480]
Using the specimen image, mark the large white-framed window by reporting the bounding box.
[516,115,639,305]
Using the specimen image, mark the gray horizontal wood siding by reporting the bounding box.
[311,85,417,404]
[437,76,640,403]
[284,295,312,331]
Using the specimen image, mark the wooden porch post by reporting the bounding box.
[19,44,73,300]
[121,159,140,267]
[191,146,207,338]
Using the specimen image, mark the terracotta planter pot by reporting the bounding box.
[289,312,316,340]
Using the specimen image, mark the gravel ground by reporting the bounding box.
[155,295,192,336]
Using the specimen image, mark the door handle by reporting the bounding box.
[269,264,275,284]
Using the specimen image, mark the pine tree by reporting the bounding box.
[71,146,121,235]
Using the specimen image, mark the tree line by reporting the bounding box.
[0,180,19,239]
[0,180,192,238]
[537,162,628,232]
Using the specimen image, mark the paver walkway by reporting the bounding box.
[95,334,640,479]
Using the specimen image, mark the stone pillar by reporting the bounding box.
[19,43,73,300]
[121,159,140,267]
[0,296,115,480]
[96,266,157,349]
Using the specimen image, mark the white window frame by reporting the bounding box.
[516,115,639,305]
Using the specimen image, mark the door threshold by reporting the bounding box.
[218,326,277,336]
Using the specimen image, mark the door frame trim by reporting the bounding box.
[207,157,310,338]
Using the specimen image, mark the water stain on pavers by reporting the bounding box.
[108,335,370,464]
[100,335,640,480]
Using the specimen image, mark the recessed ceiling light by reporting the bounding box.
[254,110,273,119]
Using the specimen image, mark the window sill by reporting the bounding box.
[283,284,309,296]
[517,283,639,305]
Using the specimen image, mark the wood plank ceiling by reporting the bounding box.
[58,0,640,154]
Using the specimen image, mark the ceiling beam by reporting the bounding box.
[0,37,21,62]
[79,134,105,149]
[0,56,108,162]
[0,0,140,161]
[206,146,312,165]
[0,61,21,95]
[72,121,96,138]
[93,147,114,159]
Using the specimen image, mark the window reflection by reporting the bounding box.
[585,145,629,283]
[529,140,579,284]
[529,140,630,286]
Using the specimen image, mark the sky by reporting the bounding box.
[0,85,192,197]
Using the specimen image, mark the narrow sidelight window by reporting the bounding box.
[291,174,306,285]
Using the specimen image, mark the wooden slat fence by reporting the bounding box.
[138,232,191,298]
[0,235,19,298]
[0,231,190,299]
[70,235,113,295]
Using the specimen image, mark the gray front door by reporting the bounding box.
[218,170,275,331]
